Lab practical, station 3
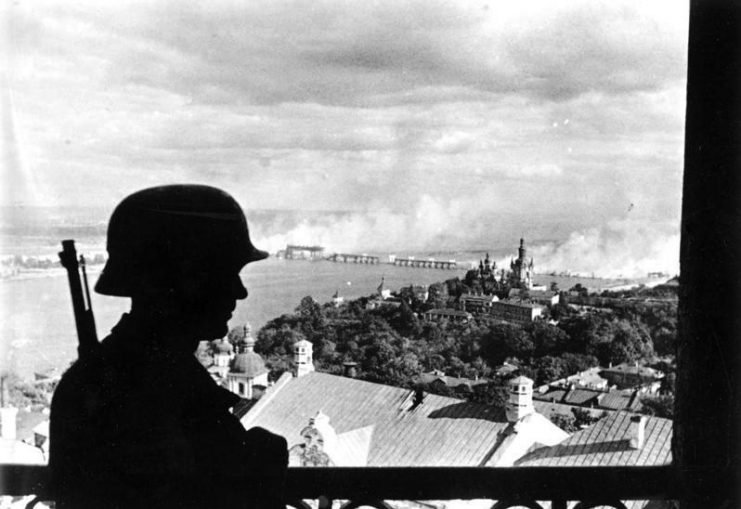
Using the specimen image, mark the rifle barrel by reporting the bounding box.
[59,240,99,358]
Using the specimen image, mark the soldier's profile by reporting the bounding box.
[50,184,288,509]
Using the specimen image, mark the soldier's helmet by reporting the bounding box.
[95,184,268,297]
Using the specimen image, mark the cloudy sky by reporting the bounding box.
[2,0,689,273]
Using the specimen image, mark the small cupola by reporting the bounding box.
[294,339,315,377]
[505,375,535,423]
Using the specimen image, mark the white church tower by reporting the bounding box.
[505,375,535,422]
[294,339,315,377]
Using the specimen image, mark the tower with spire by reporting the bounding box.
[377,277,391,300]
[509,238,534,289]
[332,289,344,308]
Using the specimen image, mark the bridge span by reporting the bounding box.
[327,253,380,264]
[391,257,457,269]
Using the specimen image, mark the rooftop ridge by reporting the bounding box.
[240,371,293,429]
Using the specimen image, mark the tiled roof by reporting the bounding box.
[509,289,557,299]
[515,412,672,467]
[232,397,261,419]
[601,364,662,378]
[419,373,489,388]
[598,391,638,411]
[461,294,497,302]
[425,309,470,317]
[241,372,566,467]
[533,402,609,422]
[495,300,544,310]
[533,389,568,402]
[563,389,601,406]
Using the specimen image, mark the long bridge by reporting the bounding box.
[391,257,457,269]
[327,253,380,264]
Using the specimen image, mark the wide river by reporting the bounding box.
[1,258,470,378]
[0,257,627,379]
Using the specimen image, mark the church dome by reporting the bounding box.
[212,338,233,354]
[230,351,267,377]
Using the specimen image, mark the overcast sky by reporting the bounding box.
[2,0,689,272]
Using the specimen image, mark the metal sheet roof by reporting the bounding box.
[241,372,566,467]
[515,412,672,467]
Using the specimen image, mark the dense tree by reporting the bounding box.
[528,322,570,357]
[427,282,448,308]
[530,356,568,385]
[560,353,599,374]
[254,280,666,407]
[470,378,510,410]
[572,408,603,428]
[640,394,675,419]
[550,412,578,433]
[605,320,654,365]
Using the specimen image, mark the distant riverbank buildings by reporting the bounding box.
[444,238,554,325]
[468,238,536,294]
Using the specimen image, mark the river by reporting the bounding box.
[1,254,640,379]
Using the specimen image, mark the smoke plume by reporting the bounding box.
[252,201,679,278]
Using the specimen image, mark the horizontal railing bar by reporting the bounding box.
[285,467,681,500]
[0,465,693,501]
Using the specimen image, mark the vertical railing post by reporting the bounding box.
[552,499,567,509]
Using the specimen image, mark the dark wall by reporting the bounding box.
[675,0,741,507]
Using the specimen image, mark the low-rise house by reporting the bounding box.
[563,367,609,390]
[407,285,430,302]
[541,367,609,392]
[418,371,490,393]
[489,300,544,324]
[508,289,560,306]
[459,293,499,313]
[423,309,472,324]
[601,363,664,390]
[365,296,402,310]
[563,388,601,407]
[494,362,519,377]
[598,390,641,412]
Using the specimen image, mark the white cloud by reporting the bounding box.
[4,0,688,276]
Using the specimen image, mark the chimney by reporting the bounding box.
[629,415,647,449]
[343,362,358,378]
[412,388,425,408]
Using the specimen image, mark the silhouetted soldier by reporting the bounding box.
[50,185,288,509]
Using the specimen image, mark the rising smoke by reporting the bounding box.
[252,198,680,278]
[526,219,679,278]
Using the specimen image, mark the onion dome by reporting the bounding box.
[212,338,233,355]
[235,323,257,352]
[230,350,267,377]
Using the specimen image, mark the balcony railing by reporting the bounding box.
[1,464,681,509]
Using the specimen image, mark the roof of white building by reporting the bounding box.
[241,371,567,467]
